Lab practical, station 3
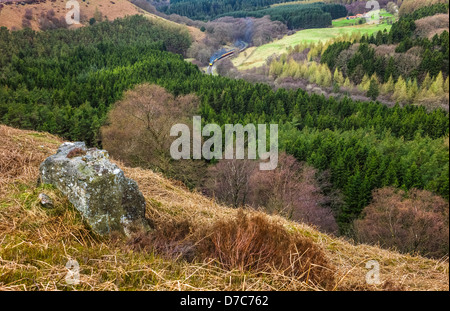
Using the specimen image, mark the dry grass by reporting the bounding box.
[195,210,336,289]
[129,210,335,290]
[0,125,62,197]
[0,0,202,44]
[0,124,448,291]
[0,0,142,31]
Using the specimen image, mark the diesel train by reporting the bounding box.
[208,42,248,67]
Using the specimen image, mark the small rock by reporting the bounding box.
[38,193,54,209]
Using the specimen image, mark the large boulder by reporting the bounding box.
[39,142,150,236]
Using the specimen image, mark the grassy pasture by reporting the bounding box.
[234,23,392,70]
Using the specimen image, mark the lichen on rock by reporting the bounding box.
[39,142,150,236]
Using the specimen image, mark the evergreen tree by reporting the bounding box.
[393,76,408,102]
[367,78,380,100]
[382,75,395,94]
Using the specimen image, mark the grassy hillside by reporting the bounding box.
[0,124,448,291]
[331,9,395,27]
[0,0,141,30]
[0,0,203,40]
[332,17,366,27]
[233,22,391,70]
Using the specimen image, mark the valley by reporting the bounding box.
[0,0,448,293]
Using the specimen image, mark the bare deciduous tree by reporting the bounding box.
[205,159,257,208]
[248,153,338,234]
[354,187,449,258]
[204,153,338,233]
[101,84,205,188]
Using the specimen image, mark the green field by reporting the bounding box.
[331,9,394,27]
[234,22,392,70]
[331,17,366,27]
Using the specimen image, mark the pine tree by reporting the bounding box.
[393,75,408,102]
[367,77,380,100]
[321,65,332,87]
[340,169,365,229]
[383,160,399,187]
[308,62,318,83]
[269,60,283,77]
[333,68,344,85]
[332,157,348,189]
[407,78,419,103]
[382,75,395,94]
[429,72,445,97]
[422,73,433,90]
[384,56,396,81]
[358,74,370,92]
[405,162,422,189]
[343,77,352,88]
[299,61,308,79]
[314,65,324,85]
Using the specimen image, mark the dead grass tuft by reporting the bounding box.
[195,210,335,289]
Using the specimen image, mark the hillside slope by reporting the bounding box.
[0,124,448,291]
[0,0,203,40]
[0,0,142,30]
[233,22,391,70]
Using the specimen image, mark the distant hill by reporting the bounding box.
[0,0,144,30]
[0,0,204,41]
